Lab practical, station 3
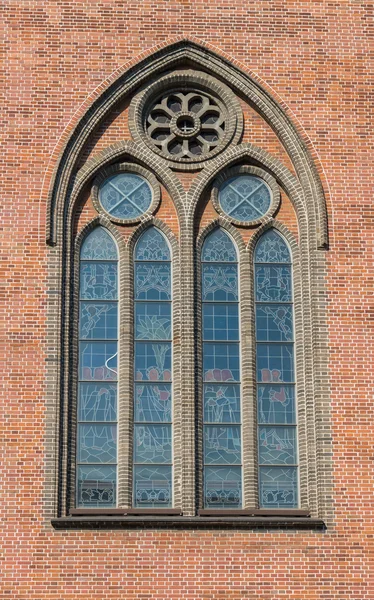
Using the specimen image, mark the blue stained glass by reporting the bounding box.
[203,343,240,382]
[77,465,116,507]
[257,385,295,425]
[135,343,172,383]
[204,426,241,465]
[135,303,171,340]
[99,173,153,219]
[79,342,117,381]
[204,384,241,424]
[134,465,172,508]
[134,424,172,464]
[78,424,117,464]
[80,228,117,260]
[202,229,237,262]
[255,230,291,263]
[78,383,117,422]
[256,344,294,383]
[259,426,297,465]
[80,262,117,300]
[135,384,172,423]
[204,466,242,509]
[203,304,239,341]
[255,265,292,302]
[135,262,171,300]
[218,175,271,222]
[80,303,117,339]
[135,228,170,261]
[259,466,297,508]
[202,264,238,302]
[256,304,293,342]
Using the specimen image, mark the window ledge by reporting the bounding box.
[51,514,325,530]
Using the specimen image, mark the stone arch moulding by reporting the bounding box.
[45,37,328,249]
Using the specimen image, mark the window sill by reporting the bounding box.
[51,512,325,530]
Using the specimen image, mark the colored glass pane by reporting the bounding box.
[135,262,171,300]
[135,227,170,261]
[202,264,238,302]
[255,230,291,263]
[218,175,271,222]
[79,303,117,339]
[134,466,172,508]
[99,173,153,219]
[77,466,116,508]
[201,229,237,262]
[80,227,117,260]
[259,466,298,509]
[203,384,241,424]
[204,466,242,509]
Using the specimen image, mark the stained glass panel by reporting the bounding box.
[218,175,271,222]
[135,303,171,340]
[255,230,291,263]
[99,173,153,220]
[256,344,294,383]
[134,466,172,508]
[78,383,117,422]
[201,229,237,262]
[204,384,241,424]
[134,424,172,464]
[77,466,116,508]
[204,466,242,509]
[202,264,238,302]
[78,424,117,464]
[135,384,172,422]
[255,265,292,302]
[80,303,117,339]
[259,466,298,508]
[203,343,240,382]
[259,426,297,465]
[80,262,117,300]
[80,228,117,260]
[135,227,170,261]
[135,262,171,300]
[256,304,293,342]
[134,342,172,381]
[204,426,241,465]
[203,304,239,341]
[257,385,295,425]
[79,342,118,381]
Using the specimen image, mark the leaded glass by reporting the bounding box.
[218,175,271,223]
[99,172,153,220]
[77,227,118,508]
[133,227,173,507]
[259,467,298,509]
[201,229,242,508]
[135,227,170,261]
[255,230,298,508]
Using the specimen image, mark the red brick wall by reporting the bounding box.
[2,1,373,598]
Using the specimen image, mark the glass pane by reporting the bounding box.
[99,173,153,219]
[256,304,293,342]
[135,342,172,382]
[134,424,172,464]
[134,465,172,508]
[203,343,240,382]
[259,466,298,508]
[78,383,117,422]
[79,342,117,381]
[135,262,171,300]
[255,230,291,263]
[80,303,117,339]
[204,384,240,424]
[259,426,297,465]
[80,262,117,300]
[219,175,271,222]
[203,304,239,341]
[202,264,238,302]
[80,228,117,260]
[135,302,171,340]
[255,265,292,302]
[257,385,295,424]
[204,466,242,509]
[204,426,241,465]
[78,424,117,463]
[77,465,116,507]
[256,344,294,383]
[202,229,237,262]
[135,384,172,423]
[135,228,170,261]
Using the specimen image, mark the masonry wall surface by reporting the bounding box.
[2,1,373,598]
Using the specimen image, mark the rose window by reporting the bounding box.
[146,91,226,159]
